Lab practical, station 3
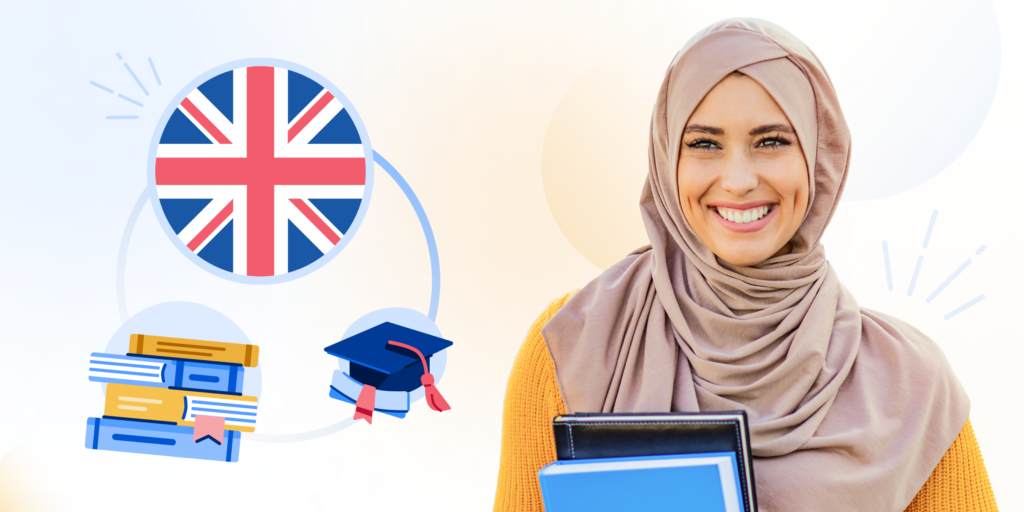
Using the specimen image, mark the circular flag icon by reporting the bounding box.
[147,59,373,283]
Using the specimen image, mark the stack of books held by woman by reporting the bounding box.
[85,334,260,463]
[538,411,757,512]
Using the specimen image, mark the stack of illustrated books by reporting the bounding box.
[85,334,260,463]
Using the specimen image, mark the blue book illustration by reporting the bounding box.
[538,452,743,512]
[89,352,245,394]
[329,369,409,418]
[84,417,240,463]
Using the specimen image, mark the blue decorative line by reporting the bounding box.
[922,209,938,249]
[112,434,176,446]
[188,374,219,383]
[148,57,162,85]
[192,407,257,416]
[116,52,122,60]
[192,400,257,409]
[89,81,114,94]
[191,413,256,423]
[944,295,985,320]
[118,93,143,107]
[106,115,138,120]
[374,151,441,321]
[882,241,893,292]
[89,368,161,377]
[925,259,972,303]
[907,255,923,297]
[976,245,987,256]
[123,62,149,96]
[90,359,161,370]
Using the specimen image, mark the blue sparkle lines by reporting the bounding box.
[148,57,162,86]
[907,255,923,296]
[922,209,938,249]
[944,295,985,320]
[975,245,987,256]
[882,241,893,291]
[116,52,122,60]
[925,259,972,304]
[118,94,143,107]
[123,62,149,96]
[89,81,114,93]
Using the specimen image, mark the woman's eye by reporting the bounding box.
[755,135,791,149]
[687,139,720,151]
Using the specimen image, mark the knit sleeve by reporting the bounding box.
[493,293,573,512]
[904,419,999,512]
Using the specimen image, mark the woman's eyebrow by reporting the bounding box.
[683,125,724,135]
[749,124,794,136]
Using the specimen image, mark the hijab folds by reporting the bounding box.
[542,18,969,512]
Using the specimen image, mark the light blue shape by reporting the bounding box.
[89,80,114,94]
[882,241,893,292]
[373,151,441,321]
[123,62,149,96]
[944,295,985,320]
[976,245,987,255]
[842,2,1000,200]
[106,115,138,119]
[923,209,938,249]
[926,259,972,303]
[539,453,741,512]
[99,301,261,399]
[148,57,161,86]
[115,52,122,60]
[907,255,923,297]
[145,58,374,285]
[118,93,143,107]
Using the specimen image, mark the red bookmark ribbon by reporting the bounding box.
[194,415,226,444]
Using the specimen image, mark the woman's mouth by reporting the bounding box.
[708,202,778,233]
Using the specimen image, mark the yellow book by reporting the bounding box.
[129,334,259,367]
[104,383,258,432]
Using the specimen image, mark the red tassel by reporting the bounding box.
[354,384,376,424]
[421,373,451,412]
[389,340,451,413]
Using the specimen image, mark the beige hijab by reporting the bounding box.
[542,18,969,512]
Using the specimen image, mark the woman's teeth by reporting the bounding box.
[715,205,772,224]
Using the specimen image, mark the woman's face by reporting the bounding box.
[677,73,810,267]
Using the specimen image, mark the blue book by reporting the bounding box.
[88,352,245,395]
[84,417,241,463]
[538,452,743,512]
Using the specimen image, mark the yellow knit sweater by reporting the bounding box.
[493,293,998,512]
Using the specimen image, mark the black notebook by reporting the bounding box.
[552,411,758,512]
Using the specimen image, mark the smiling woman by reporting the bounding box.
[677,71,809,266]
[494,18,998,512]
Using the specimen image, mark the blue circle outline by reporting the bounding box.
[146,57,375,285]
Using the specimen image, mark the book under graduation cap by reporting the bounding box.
[88,352,245,395]
[84,417,241,463]
[129,334,259,367]
[324,322,453,424]
[103,383,258,432]
[539,411,757,512]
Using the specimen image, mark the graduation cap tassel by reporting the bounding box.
[388,340,451,412]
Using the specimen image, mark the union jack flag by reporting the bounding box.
[155,65,367,277]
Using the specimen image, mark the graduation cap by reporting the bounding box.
[324,322,453,424]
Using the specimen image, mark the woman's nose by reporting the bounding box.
[719,152,759,197]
